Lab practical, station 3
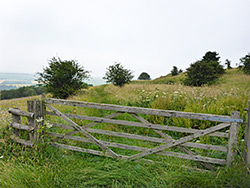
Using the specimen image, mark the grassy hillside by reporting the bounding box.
[0,69,250,187]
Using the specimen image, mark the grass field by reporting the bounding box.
[1,69,250,187]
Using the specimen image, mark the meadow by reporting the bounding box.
[0,69,250,187]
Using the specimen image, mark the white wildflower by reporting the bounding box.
[36,117,44,123]
[46,123,53,129]
[0,156,3,159]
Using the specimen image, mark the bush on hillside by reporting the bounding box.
[138,72,151,80]
[225,59,232,69]
[36,57,90,99]
[184,51,225,86]
[103,62,134,87]
[171,66,179,76]
[239,53,250,74]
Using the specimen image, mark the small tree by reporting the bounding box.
[138,72,151,80]
[103,62,134,87]
[240,53,250,74]
[184,51,224,86]
[225,59,232,69]
[36,57,90,99]
[171,66,179,76]
[202,51,220,62]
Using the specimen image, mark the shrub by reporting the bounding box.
[240,53,250,74]
[171,66,179,76]
[225,59,232,69]
[103,62,134,87]
[184,51,225,86]
[138,72,151,80]
[36,57,90,99]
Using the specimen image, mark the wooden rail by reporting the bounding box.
[45,98,243,123]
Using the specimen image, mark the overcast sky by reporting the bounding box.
[0,0,250,79]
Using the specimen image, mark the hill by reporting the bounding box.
[0,69,250,187]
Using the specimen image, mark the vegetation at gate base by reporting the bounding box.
[239,52,250,74]
[138,72,151,80]
[36,57,90,99]
[1,68,250,187]
[184,51,225,86]
[103,62,134,87]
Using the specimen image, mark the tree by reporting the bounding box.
[36,57,90,99]
[184,51,225,86]
[225,59,232,69]
[202,51,220,62]
[240,53,250,74]
[103,62,134,87]
[171,66,179,76]
[138,72,151,80]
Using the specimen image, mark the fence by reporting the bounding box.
[8,98,250,170]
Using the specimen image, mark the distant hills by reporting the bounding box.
[0,72,105,90]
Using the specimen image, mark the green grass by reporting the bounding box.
[1,69,250,187]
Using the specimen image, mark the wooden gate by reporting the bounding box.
[9,98,247,170]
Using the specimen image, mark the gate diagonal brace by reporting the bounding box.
[129,122,230,160]
[53,112,123,143]
[46,104,120,159]
[128,113,215,170]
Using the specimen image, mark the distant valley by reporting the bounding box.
[0,72,105,90]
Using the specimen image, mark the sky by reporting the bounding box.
[0,0,250,79]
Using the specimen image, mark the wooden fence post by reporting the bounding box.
[227,111,240,166]
[12,108,21,137]
[27,100,45,144]
[244,100,250,167]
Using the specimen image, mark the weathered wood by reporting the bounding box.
[9,108,34,118]
[11,136,34,147]
[129,122,231,160]
[47,132,225,165]
[10,122,34,132]
[53,112,124,143]
[11,110,21,137]
[51,142,111,157]
[84,112,123,128]
[244,101,250,167]
[227,111,240,165]
[27,100,45,144]
[129,113,217,170]
[47,131,226,153]
[129,113,215,170]
[46,104,120,159]
[159,151,226,165]
[47,111,229,138]
[46,132,150,151]
[45,98,243,123]
[47,123,227,152]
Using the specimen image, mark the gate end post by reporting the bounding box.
[27,100,45,144]
[227,111,240,166]
[243,101,250,167]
